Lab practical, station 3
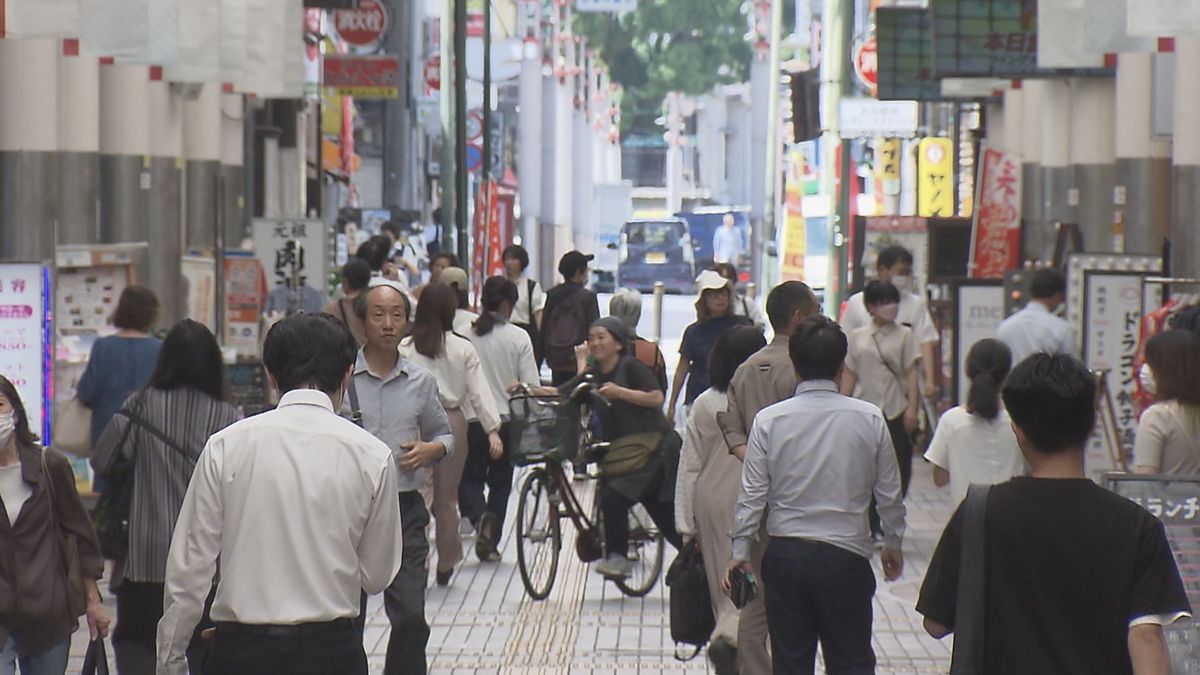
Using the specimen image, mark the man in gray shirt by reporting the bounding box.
[727,315,906,675]
[349,278,453,675]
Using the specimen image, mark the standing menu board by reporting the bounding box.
[252,219,330,316]
[0,263,51,440]
[952,280,1005,406]
[1105,474,1200,671]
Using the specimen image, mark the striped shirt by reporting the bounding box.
[92,387,239,583]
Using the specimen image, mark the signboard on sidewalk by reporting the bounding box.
[952,280,1006,405]
[324,55,400,98]
[252,219,329,318]
[0,263,50,439]
[971,147,1023,278]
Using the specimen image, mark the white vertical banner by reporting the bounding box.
[1127,0,1200,37]
[1084,0,1155,54]
[80,0,150,58]
[1,0,81,38]
[0,264,48,440]
[239,0,304,97]
[219,0,248,85]
[165,0,221,82]
[1039,0,1106,69]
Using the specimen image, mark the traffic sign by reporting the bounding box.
[424,56,441,91]
[854,34,878,94]
[333,0,389,48]
[466,111,484,142]
[465,144,483,172]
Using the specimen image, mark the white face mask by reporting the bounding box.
[891,275,915,294]
[873,303,900,323]
[1138,363,1157,397]
[0,411,14,447]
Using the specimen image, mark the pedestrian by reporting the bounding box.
[436,266,478,335]
[668,270,752,424]
[90,319,239,675]
[564,318,682,579]
[460,277,540,562]
[540,251,601,386]
[325,257,372,346]
[1133,329,1200,475]
[157,313,403,675]
[77,285,162,468]
[918,353,1190,674]
[922,338,1025,506]
[841,280,920,500]
[995,268,1075,364]
[712,213,745,265]
[380,221,422,286]
[712,263,767,330]
[839,245,941,400]
[727,315,906,675]
[0,375,110,675]
[502,244,546,365]
[715,280,820,675]
[608,288,668,391]
[351,278,453,674]
[673,325,765,674]
[413,251,459,301]
[400,283,502,587]
[356,235,405,287]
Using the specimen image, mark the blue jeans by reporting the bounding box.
[0,637,70,675]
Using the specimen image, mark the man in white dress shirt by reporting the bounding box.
[157,313,403,675]
[727,315,906,674]
[996,268,1076,365]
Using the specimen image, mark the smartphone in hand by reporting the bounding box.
[727,567,758,609]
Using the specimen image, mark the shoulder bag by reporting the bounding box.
[665,539,715,660]
[40,447,88,619]
[949,483,991,675]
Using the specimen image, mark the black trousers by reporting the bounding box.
[459,421,514,534]
[760,538,876,675]
[113,581,213,675]
[599,463,682,557]
[870,415,913,536]
[205,619,366,675]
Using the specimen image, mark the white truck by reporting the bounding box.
[591,182,634,293]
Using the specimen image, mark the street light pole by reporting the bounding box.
[454,0,469,266]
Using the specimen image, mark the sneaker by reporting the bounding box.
[593,553,631,579]
[475,512,500,562]
[459,516,475,538]
[707,636,738,675]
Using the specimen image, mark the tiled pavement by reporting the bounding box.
[69,461,956,674]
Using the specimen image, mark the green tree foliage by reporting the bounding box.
[575,0,754,135]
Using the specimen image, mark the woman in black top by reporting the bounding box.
[562,317,682,580]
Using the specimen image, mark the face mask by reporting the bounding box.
[1138,363,1157,396]
[0,411,14,447]
[873,303,900,323]
[891,275,915,294]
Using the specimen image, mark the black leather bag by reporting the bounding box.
[82,637,110,675]
[665,539,715,660]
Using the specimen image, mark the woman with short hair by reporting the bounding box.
[1134,329,1200,475]
[667,271,752,423]
[608,288,667,391]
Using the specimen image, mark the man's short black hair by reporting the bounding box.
[263,313,357,396]
[877,245,913,270]
[863,280,901,308]
[1002,353,1096,454]
[789,315,848,381]
[502,244,530,271]
[381,221,401,238]
[342,258,371,292]
[354,238,388,272]
[765,281,816,333]
[1030,268,1066,300]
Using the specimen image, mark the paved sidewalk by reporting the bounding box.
[70,461,956,674]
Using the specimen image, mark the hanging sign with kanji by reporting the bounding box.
[324,55,400,98]
[917,138,954,218]
[971,147,1023,278]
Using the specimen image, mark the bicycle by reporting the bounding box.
[507,381,666,601]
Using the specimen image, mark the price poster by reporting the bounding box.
[0,264,51,439]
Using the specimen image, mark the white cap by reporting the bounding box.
[696,269,730,292]
[367,277,408,296]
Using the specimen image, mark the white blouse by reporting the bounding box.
[400,331,501,433]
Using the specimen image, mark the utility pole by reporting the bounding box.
[454,0,469,266]
[383,0,414,211]
[761,0,783,291]
[821,0,854,310]
[482,0,492,185]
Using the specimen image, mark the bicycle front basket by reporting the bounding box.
[507,395,564,466]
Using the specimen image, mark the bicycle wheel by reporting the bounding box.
[516,468,561,600]
[614,503,665,597]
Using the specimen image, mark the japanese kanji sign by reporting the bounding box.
[971,147,1022,278]
[0,263,50,440]
[323,55,400,98]
[918,138,954,218]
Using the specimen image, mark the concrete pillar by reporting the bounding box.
[0,39,59,262]
[1070,77,1117,253]
[986,101,1005,154]
[1171,37,1200,277]
[1116,53,1172,255]
[58,48,100,245]
[147,78,185,324]
[219,93,246,247]
[98,63,151,282]
[517,0,543,280]
[1019,84,1046,260]
[1037,80,1073,260]
[183,84,222,251]
[571,91,595,255]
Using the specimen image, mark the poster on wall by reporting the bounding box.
[224,253,267,357]
[971,147,1023,278]
[252,219,329,316]
[0,264,50,439]
[181,256,217,331]
[953,280,1006,406]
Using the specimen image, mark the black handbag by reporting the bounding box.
[82,637,110,675]
[665,539,715,660]
[950,484,991,675]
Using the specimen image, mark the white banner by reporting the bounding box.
[0,264,47,439]
[219,0,248,85]
[1127,0,1200,38]
[2,0,80,38]
[839,99,919,139]
[80,0,151,59]
[239,0,304,97]
[1039,0,1106,69]
[1084,0,1155,54]
[164,0,221,82]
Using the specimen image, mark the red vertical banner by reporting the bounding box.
[472,182,490,304]
[971,148,1023,278]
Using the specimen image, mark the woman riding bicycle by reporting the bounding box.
[560,317,683,580]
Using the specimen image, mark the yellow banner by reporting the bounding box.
[875,138,901,182]
[780,149,807,281]
[917,137,954,218]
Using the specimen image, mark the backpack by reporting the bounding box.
[633,339,668,391]
[545,286,588,371]
[666,539,715,660]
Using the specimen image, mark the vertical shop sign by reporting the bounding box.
[971,147,1023,278]
[0,263,50,438]
[780,149,808,281]
[918,137,954,218]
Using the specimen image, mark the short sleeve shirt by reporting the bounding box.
[1133,401,1200,475]
[680,315,752,405]
[917,477,1191,675]
[511,276,545,326]
[845,321,919,419]
[923,406,1026,505]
